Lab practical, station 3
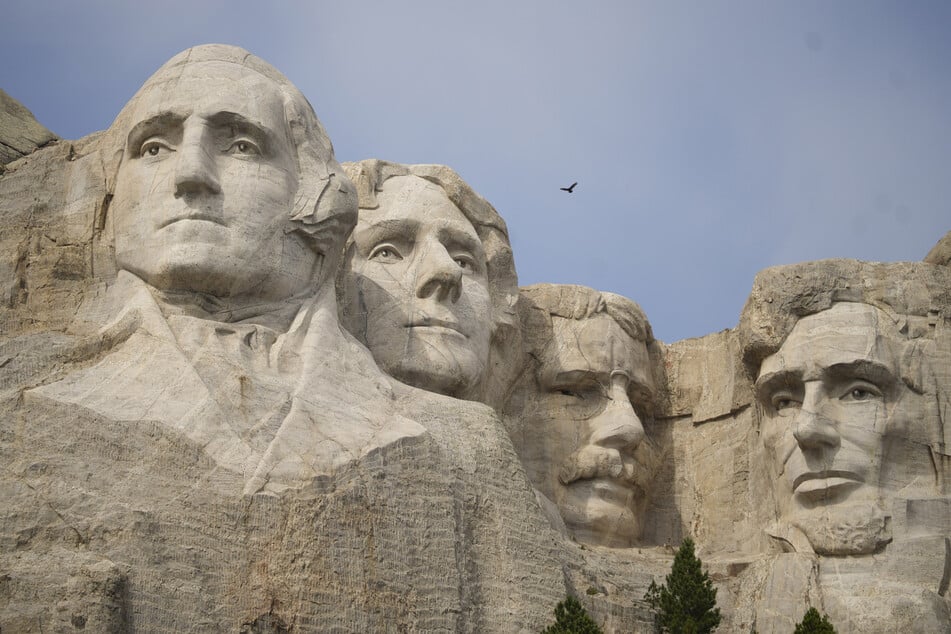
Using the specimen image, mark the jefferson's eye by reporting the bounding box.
[229,139,260,155]
[369,244,403,262]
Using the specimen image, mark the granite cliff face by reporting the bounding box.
[1,45,949,633]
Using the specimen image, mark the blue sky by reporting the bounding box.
[3,1,949,342]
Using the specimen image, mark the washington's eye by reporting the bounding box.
[229,139,260,155]
[455,257,472,270]
[139,139,171,157]
[369,244,403,262]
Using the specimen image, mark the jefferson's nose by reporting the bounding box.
[174,124,221,197]
[415,241,462,302]
[588,374,645,451]
[792,388,840,451]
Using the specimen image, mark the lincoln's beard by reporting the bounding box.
[786,502,891,555]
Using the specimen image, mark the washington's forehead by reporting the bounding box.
[131,62,286,123]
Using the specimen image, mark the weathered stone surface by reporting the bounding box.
[737,259,951,631]
[926,230,951,266]
[339,159,519,409]
[0,89,57,165]
[3,44,951,633]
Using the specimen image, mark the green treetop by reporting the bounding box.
[643,537,721,633]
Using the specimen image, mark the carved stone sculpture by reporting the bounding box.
[339,159,518,406]
[738,260,951,632]
[4,41,951,634]
[0,48,570,632]
[505,284,663,548]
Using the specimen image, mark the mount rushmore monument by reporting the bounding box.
[2,45,949,633]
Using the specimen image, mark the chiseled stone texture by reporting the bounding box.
[4,43,951,633]
[926,230,951,266]
[0,89,57,165]
[1,45,568,633]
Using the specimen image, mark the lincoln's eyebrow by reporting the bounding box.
[125,112,185,154]
[823,360,898,389]
[754,369,800,399]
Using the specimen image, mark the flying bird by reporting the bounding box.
[560,182,577,193]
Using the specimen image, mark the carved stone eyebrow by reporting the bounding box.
[822,360,898,391]
[754,370,801,402]
[125,112,185,154]
[436,225,484,254]
[205,111,279,153]
[354,218,420,248]
[546,368,602,389]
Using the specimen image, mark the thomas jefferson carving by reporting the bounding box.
[338,160,518,406]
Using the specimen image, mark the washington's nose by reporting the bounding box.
[174,125,221,197]
[415,242,463,302]
[792,406,840,451]
[589,375,646,451]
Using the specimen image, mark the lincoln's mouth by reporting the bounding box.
[159,214,225,229]
[792,470,864,496]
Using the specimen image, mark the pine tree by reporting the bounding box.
[643,537,721,633]
[793,607,836,634]
[540,595,603,634]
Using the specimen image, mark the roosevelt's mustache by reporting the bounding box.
[558,442,658,488]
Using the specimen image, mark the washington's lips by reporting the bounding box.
[792,470,863,495]
[158,213,225,229]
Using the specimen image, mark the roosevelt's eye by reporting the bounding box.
[140,138,172,157]
[558,389,583,399]
[840,382,882,402]
[369,244,403,262]
[228,139,260,155]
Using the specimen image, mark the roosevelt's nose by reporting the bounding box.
[174,123,221,197]
[792,388,840,451]
[588,374,646,451]
[415,240,463,302]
